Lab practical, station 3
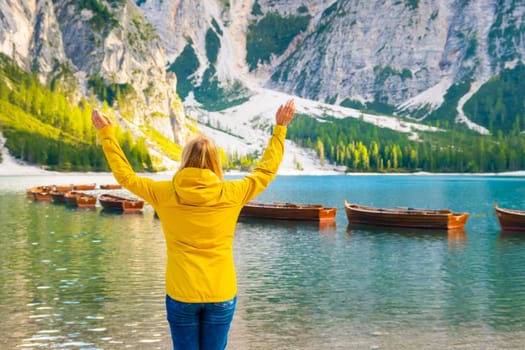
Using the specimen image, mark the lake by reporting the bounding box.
[1,173,525,349]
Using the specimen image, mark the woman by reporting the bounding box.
[92,99,295,349]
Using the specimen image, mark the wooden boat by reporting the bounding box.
[54,184,74,192]
[27,186,53,201]
[33,191,52,202]
[494,203,525,232]
[99,194,144,213]
[64,191,97,208]
[100,184,122,190]
[239,202,337,222]
[344,201,469,230]
[73,183,96,190]
[27,188,35,199]
[28,185,75,201]
[27,186,46,197]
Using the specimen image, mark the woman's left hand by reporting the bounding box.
[92,109,113,130]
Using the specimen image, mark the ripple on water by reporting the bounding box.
[5,175,525,349]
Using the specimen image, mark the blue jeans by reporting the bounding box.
[166,294,237,350]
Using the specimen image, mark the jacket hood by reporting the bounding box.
[173,167,222,205]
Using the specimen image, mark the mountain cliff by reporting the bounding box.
[1,0,525,172]
[0,0,184,144]
[139,0,525,131]
[3,0,525,133]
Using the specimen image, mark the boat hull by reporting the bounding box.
[239,202,337,222]
[100,184,122,190]
[28,186,53,201]
[64,191,97,208]
[99,194,144,213]
[73,184,96,191]
[54,185,74,192]
[50,191,66,203]
[344,201,468,230]
[494,204,525,232]
[34,191,52,202]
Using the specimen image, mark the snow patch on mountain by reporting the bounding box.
[181,86,442,174]
[397,78,453,117]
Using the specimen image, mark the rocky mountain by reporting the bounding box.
[137,0,525,131]
[1,0,525,172]
[0,0,184,144]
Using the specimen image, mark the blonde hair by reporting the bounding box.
[178,135,223,180]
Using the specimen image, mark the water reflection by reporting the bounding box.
[346,224,466,241]
[0,191,170,348]
[100,208,144,216]
[489,234,525,330]
[498,231,525,240]
[237,217,337,233]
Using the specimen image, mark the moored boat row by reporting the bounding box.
[26,184,525,232]
[238,201,469,230]
[27,183,121,201]
[239,200,524,233]
[28,184,142,213]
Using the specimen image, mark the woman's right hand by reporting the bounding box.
[275,99,295,126]
[92,109,113,130]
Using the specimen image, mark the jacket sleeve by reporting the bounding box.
[97,126,158,205]
[237,125,287,204]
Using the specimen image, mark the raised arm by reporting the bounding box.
[233,99,296,203]
[92,109,157,205]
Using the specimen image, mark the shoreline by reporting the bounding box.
[2,160,525,177]
[3,132,525,177]
[2,139,525,177]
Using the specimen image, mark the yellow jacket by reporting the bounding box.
[97,125,287,302]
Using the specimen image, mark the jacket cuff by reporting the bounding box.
[273,124,287,137]
[97,126,114,139]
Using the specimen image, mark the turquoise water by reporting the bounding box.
[1,174,525,349]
